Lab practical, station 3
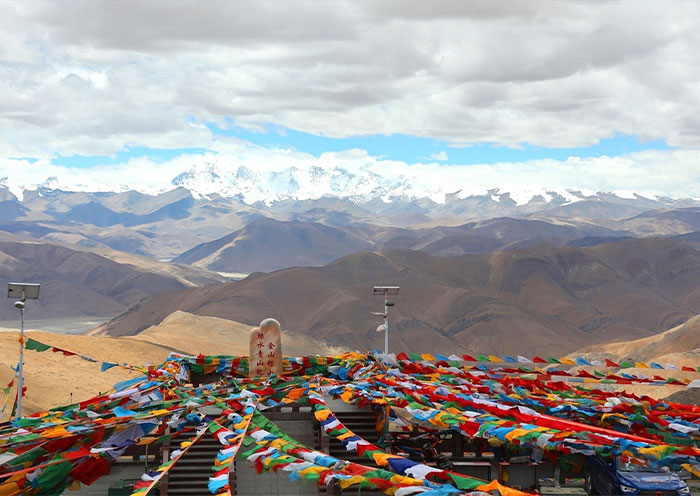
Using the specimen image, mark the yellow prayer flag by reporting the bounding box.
[388,474,423,486]
[148,409,172,417]
[372,452,400,466]
[68,480,82,491]
[314,408,331,421]
[298,466,328,477]
[0,481,19,496]
[42,425,70,439]
[338,475,366,489]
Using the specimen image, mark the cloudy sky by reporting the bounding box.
[1,1,700,199]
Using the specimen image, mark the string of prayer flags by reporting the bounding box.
[1,350,698,496]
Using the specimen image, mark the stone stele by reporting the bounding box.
[248,318,283,377]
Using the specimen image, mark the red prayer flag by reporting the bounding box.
[69,455,111,485]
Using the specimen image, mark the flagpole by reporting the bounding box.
[16,298,25,418]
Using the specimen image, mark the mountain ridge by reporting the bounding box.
[0,238,226,321]
[4,165,700,213]
[97,237,700,356]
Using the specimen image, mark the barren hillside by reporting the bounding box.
[97,238,700,356]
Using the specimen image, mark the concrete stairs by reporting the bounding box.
[323,408,387,495]
[158,406,383,495]
[162,435,223,496]
[326,409,380,467]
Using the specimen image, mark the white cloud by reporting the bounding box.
[1,0,700,159]
[429,151,448,161]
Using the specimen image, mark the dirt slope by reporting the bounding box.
[1,311,344,418]
[0,331,173,419]
[575,314,700,364]
[570,314,700,401]
[130,310,345,357]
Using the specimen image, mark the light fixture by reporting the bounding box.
[371,286,400,365]
[7,282,40,419]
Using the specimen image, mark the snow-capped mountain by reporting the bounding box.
[170,161,418,204]
[1,157,698,208]
[165,160,700,214]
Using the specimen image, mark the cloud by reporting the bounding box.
[1,1,700,161]
[429,151,449,161]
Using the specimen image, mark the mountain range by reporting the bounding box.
[97,237,700,356]
[3,171,700,357]
[0,238,225,321]
[5,161,700,209]
[3,180,700,270]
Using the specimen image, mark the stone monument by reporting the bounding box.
[249,318,283,377]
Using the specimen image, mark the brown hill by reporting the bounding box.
[570,314,700,401]
[380,217,623,257]
[574,313,700,364]
[672,231,700,251]
[173,215,629,275]
[0,312,344,417]
[0,238,225,321]
[129,310,345,357]
[621,207,700,236]
[173,218,372,273]
[0,330,174,419]
[98,237,700,357]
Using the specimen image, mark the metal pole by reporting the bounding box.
[384,298,389,364]
[16,305,24,419]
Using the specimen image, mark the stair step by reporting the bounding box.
[167,481,210,485]
[164,488,212,494]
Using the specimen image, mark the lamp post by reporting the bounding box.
[371,286,399,364]
[7,282,40,419]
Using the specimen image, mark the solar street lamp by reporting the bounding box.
[371,286,399,364]
[7,283,40,419]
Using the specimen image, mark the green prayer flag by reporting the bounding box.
[25,338,52,352]
[37,459,72,492]
[7,446,47,467]
[448,473,483,490]
[13,416,43,427]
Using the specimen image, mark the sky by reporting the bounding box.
[1,1,700,199]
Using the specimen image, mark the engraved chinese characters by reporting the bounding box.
[248,318,283,377]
